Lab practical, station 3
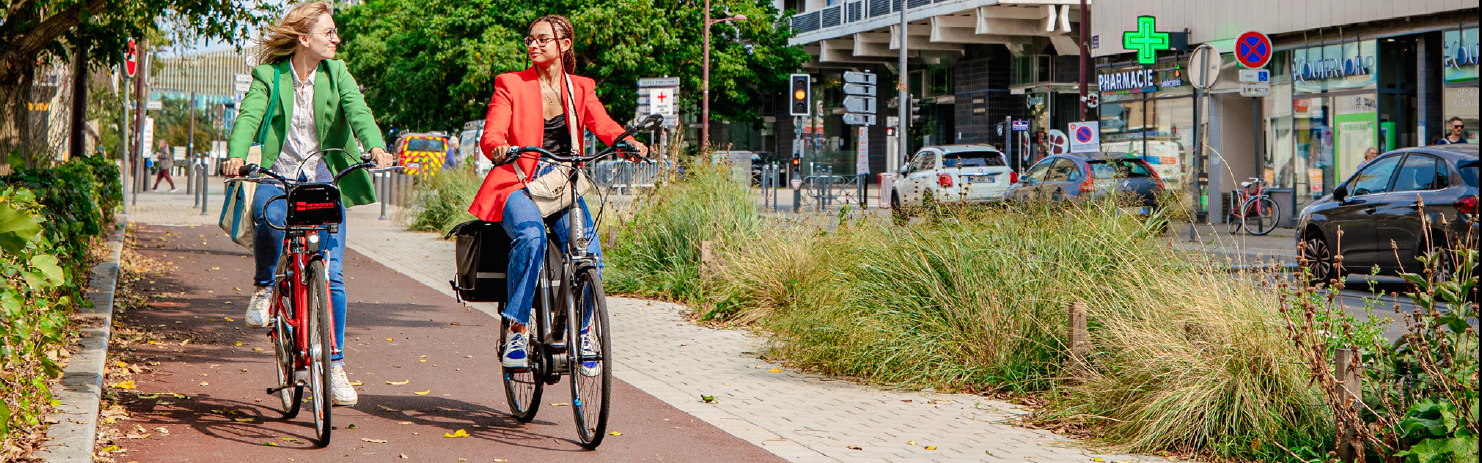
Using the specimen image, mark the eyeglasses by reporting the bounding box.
[315,28,338,39]
[523,35,560,47]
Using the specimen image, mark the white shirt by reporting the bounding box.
[270,60,333,182]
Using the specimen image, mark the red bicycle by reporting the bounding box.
[224,150,399,446]
[1227,177,1281,235]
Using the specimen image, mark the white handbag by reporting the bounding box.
[514,72,595,218]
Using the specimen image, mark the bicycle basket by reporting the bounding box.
[285,184,344,226]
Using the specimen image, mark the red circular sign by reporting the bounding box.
[1075,126,1095,143]
[125,38,137,77]
[1235,31,1272,69]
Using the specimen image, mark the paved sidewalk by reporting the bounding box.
[125,184,1170,462]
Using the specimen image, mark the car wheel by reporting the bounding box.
[1301,232,1337,285]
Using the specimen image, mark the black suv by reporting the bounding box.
[1296,144,1479,283]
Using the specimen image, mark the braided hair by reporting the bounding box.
[531,14,576,73]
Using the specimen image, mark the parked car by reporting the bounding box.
[890,145,1015,211]
[392,132,451,176]
[1006,153,1165,213]
[1296,144,1479,284]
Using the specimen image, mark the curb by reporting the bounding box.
[36,223,125,463]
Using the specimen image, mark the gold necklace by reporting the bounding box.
[539,79,560,108]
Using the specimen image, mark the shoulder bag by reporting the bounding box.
[513,72,596,218]
[218,67,280,247]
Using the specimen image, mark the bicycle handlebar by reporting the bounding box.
[501,114,663,166]
[224,149,403,190]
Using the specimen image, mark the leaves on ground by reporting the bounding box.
[110,380,136,390]
[414,390,431,395]
[847,445,862,450]
[362,438,388,443]
[386,379,409,385]
[444,429,470,438]
[767,368,782,373]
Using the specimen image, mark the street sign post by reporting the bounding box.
[234,74,252,94]
[842,83,875,96]
[125,39,138,78]
[1011,120,1030,131]
[1238,69,1271,97]
[146,100,162,111]
[842,96,875,114]
[842,114,877,125]
[636,77,680,128]
[1068,121,1100,153]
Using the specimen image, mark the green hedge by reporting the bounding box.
[0,152,121,441]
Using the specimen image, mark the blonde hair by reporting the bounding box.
[255,2,334,65]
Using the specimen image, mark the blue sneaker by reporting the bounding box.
[579,329,601,377]
[502,331,528,369]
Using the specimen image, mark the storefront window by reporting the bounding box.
[1294,97,1332,200]
[1265,53,1295,189]
[1442,27,1479,144]
[1147,97,1193,187]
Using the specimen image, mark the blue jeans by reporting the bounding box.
[253,183,348,363]
[501,187,602,327]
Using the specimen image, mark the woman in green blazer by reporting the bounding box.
[224,0,392,407]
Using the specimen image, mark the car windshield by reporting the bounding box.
[1088,159,1154,178]
[941,151,1006,168]
[1460,162,1478,188]
[407,138,447,152]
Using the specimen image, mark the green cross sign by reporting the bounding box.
[1123,16,1170,65]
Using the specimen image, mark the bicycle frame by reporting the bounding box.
[273,228,333,370]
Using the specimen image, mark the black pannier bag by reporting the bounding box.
[448,220,510,303]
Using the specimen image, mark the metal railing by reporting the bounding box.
[585,160,669,195]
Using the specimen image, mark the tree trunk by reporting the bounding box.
[0,59,41,170]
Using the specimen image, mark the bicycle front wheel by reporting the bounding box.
[1241,197,1281,236]
[306,260,334,447]
[568,267,612,449]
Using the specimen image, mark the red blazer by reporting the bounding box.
[468,67,630,222]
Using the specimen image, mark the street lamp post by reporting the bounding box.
[701,1,746,150]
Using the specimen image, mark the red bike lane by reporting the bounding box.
[99,224,785,462]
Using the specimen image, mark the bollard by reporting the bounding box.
[193,163,202,207]
[199,163,209,215]
[606,225,617,249]
[699,240,714,278]
[378,173,389,220]
[1067,302,1089,377]
[1335,348,1363,462]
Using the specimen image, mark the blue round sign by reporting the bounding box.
[1075,126,1094,143]
[1236,31,1272,69]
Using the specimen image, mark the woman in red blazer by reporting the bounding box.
[470,14,647,370]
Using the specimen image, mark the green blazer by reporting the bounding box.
[227,59,387,207]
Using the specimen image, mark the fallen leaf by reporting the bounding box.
[348,380,363,386]
[111,380,136,390]
[99,445,121,453]
[925,446,937,450]
[224,317,234,322]
[235,342,242,347]
[907,440,916,445]
[700,395,717,403]
[386,379,410,385]
[281,437,298,442]
[252,348,263,351]
[387,338,393,342]
[444,429,470,438]
[847,445,862,450]
[609,431,622,436]
[1091,459,1104,462]
[399,421,412,425]
[114,361,127,368]
[154,427,168,434]
[346,424,358,429]
[263,442,278,446]
[400,454,408,459]
[768,368,782,373]
[199,381,209,386]
[234,417,254,422]
[362,438,388,443]
[550,402,570,407]
[414,390,431,396]
[377,405,399,412]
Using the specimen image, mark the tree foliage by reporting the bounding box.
[338,0,806,136]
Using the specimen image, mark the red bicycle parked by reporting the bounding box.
[1227,177,1281,236]
[224,149,400,446]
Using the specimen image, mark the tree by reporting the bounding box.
[1,0,275,167]
[337,0,806,141]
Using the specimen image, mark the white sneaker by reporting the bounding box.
[502,332,528,369]
[578,330,601,377]
[245,287,271,328]
[330,364,358,406]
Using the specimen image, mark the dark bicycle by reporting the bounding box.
[489,114,661,449]
[224,149,401,447]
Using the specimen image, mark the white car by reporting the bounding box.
[890,144,1017,209]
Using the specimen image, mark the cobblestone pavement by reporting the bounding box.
[128,183,1172,463]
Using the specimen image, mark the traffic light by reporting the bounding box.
[789,74,810,117]
[909,98,922,124]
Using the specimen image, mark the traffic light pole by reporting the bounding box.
[896,0,909,175]
[793,115,803,213]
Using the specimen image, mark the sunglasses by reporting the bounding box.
[1453,125,1465,129]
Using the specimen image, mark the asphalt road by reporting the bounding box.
[99,224,785,462]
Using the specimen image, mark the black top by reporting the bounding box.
[543,114,571,155]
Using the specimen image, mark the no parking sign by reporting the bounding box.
[1068,121,1100,153]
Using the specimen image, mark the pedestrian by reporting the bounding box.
[469,14,647,370]
[1436,117,1469,145]
[153,142,177,192]
[444,135,460,170]
[222,0,393,407]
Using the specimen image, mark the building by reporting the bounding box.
[781,0,1089,176]
[1091,1,1478,223]
[152,46,258,134]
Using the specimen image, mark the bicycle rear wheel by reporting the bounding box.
[500,313,543,422]
[270,307,302,418]
[306,260,334,447]
[569,267,612,449]
[1242,197,1280,236]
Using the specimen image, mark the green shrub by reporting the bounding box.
[405,168,483,235]
[0,152,121,444]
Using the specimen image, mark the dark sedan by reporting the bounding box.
[1007,153,1165,213]
[1296,144,1479,284]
